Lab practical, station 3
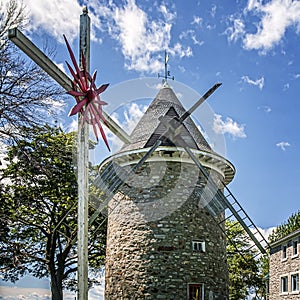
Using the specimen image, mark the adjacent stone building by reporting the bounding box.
[269,228,300,299]
[100,84,235,299]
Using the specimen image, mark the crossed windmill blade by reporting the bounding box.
[88,83,270,257]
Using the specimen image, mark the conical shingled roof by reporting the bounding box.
[120,84,213,153]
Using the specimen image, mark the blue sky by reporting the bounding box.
[2,0,300,298]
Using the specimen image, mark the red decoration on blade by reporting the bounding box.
[63,35,110,151]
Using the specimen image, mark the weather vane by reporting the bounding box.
[158,50,174,82]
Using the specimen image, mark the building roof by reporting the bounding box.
[101,83,236,184]
[120,84,214,153]
[270,228,300,248]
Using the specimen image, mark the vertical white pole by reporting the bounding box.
[77,6,90,300]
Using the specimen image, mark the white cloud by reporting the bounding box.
[89,284,105,300]
[276,141,291,150]
[158,4,176,23]
[246,0,262,11]
[56,62,68,74]
[145,82,164,91]
[197,125,215,149]
[42,98,66,116]
[224,1,300,53]
[109,102,148,150]
[10,0,191,74]
[191,15,203,26]
[264,106,272,113]
[113,0,149,61]
[250,226,276,249]
[65,283,104,300]
[66,118,78,133]
[259,226,276,242]
[171,43,193,58]
[179,30,204,46]
[123,102,148,133]
[0,287,51,300]
[22,0,82,43]
[224,16,245,43]
[243,0,300,52]
[283,82,290,90]
[213,114,247,138]
[0,285,104,300]
[178,65,186,73]
[93,0,191,73]
[241,75,265,90]
[258,105,272,113]
[210,4,217,18]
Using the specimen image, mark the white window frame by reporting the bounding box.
[192,241,205,253]
[280,275,288,294]
[291,272,299,293]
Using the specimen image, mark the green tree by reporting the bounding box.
[269,210,300,243]
[0,0,64,142]
[0,125,106,300]
[226,220,267,300]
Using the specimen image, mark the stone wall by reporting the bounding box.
[269,234,300,300]
[105,161,228,299]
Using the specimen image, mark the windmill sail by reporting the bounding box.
[181,143,270,255]
[85,83,270,258]
[89,137,269,256]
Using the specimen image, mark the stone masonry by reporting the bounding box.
[104,161,229,299]
[269,229,300,299]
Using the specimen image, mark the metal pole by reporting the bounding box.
[77,6,90,300]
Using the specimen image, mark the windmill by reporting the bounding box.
[91,54,269,256]
[89,53,270,299]
[9,9,269,296]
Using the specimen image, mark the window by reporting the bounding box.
[282,244,287,260]
[192,241,205,253]
[293,240,298,256]
[188,284,202,300]
[291,273,299,292]
[281,276,288,293]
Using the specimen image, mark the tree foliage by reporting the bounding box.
[0,0,64,142]
[0,125,106,300]
[226,220,268,300]
[269,210,300,243]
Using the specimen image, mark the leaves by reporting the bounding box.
[226,220,267,300]
[0,0,64,142]
[269,210,300,243]
[0,125,106,298]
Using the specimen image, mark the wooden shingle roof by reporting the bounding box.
[120,84,213,153]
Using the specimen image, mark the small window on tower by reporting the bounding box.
[192,241,205,253]
[188,283,202,300]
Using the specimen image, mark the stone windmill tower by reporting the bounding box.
[7,12,268,299]
[99,81,237,299]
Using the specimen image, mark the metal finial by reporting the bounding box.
[82,6,88,14]
[158,50,174,83]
